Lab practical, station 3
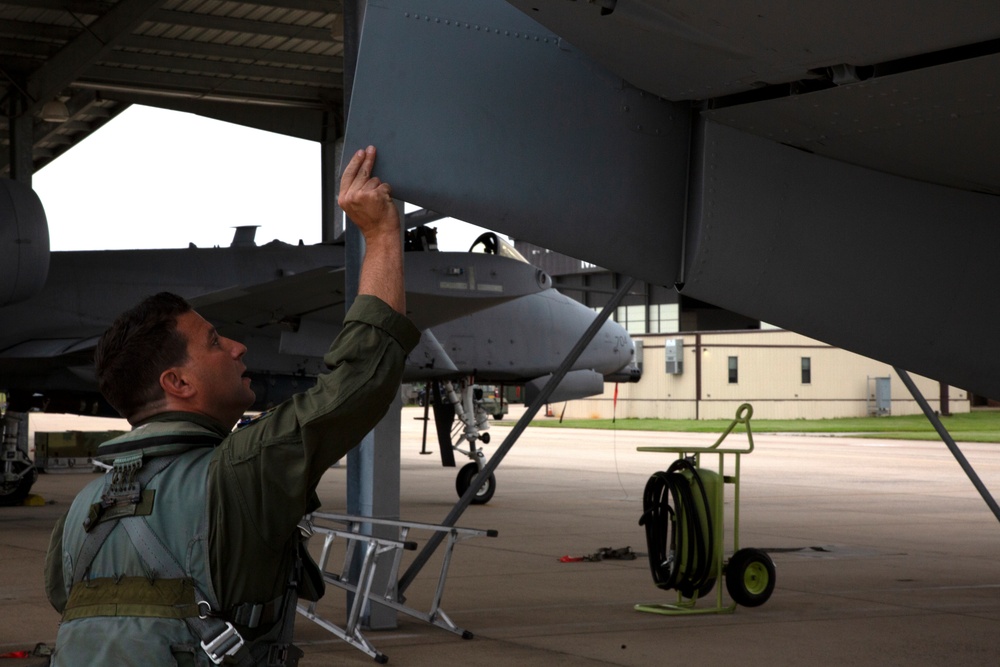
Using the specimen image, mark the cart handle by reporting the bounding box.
[637,403,755,455]
[706,403,754,453]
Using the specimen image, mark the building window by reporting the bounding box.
[801,357,812,384]
[609,304,679,335]
[728,356,738,384]
[649,303,680,334]
[614,304,648,335]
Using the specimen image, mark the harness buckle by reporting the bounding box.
[101,452,144,507]
[266,643,304,667]
[200,620,244,664]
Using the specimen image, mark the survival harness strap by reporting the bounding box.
[638,458,714,597]
[72,453,302,666]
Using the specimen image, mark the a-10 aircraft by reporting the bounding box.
[0,181,639,504]
[406,230,640,503]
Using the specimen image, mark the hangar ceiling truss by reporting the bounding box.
[0,0,347,177]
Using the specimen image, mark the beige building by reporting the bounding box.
[561,329,969,421]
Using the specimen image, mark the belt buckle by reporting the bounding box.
[200,621,244,665]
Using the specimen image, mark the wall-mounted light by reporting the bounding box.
[40,99,69,123]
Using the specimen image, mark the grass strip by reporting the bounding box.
[502,411,1000,442]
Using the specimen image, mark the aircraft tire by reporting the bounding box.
[456,462,496,505]
[0,463,37,507]
[725,548,775,607]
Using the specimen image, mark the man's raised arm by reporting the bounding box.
[338,145,406,314]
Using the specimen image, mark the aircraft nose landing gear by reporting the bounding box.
[444,381,498,504]
[1,412,38,507]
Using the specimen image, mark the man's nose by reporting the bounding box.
[228,338,247,358]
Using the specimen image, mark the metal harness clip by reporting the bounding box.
[200,620,244,665]
[102,452,143,507]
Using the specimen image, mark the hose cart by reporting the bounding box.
[636,404,775,615]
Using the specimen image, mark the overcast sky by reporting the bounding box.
[32,105,491,252]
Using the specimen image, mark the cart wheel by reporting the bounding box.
[725,548,775,607]
[456,462,496,505]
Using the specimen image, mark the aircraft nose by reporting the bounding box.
[599,318,641,381]
[602,318,632,353]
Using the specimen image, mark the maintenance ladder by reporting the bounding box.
[296,511,497,663]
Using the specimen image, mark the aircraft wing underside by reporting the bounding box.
[507,0,1000,197]
[195,250,551,360]
[190,266,347,332]
[345,0,1000,400]
[0,337,101,397]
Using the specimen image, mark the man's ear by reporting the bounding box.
[160,368,195,399]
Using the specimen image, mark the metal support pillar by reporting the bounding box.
[894,367,1000,524]
[363,389,403,629]
[8,93,33,186]
[344,193,405,631]
[320,138,344,242]
[399,276,638,594]
[341,0,399,629]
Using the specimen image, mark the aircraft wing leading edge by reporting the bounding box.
[346,0,1000,400]
[192,249,547,337]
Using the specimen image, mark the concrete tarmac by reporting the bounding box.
[3,407,1000,665]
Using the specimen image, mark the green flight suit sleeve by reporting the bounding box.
[207,295,420,609]
[44,511,69,613]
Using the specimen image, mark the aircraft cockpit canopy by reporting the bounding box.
[469,232,528,264]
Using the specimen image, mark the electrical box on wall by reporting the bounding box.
[665,338,683,374]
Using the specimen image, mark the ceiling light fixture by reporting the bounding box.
[39,99,70,123]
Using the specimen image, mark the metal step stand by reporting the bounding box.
[296,512,497,663]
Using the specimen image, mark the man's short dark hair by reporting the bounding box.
[95,292,192,420]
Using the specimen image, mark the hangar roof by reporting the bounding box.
[0,0,345,178]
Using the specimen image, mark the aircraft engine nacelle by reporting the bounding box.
[0,179,49,306]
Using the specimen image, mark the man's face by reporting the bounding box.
[172,310,256,425]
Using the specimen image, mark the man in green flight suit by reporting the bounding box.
[44,146,421,666]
